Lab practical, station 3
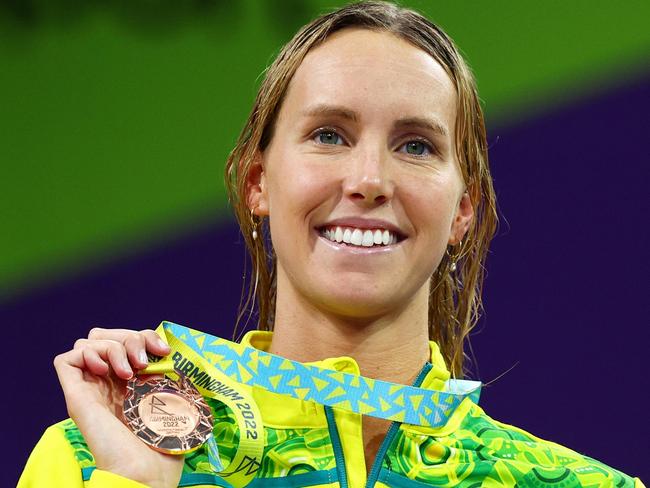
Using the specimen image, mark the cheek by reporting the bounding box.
[266,147,340,218]
[265,155,338,257]
[405,176,460,233]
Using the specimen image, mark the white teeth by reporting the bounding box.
[320,226,400,247]
[350,229,363,246]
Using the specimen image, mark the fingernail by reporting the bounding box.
[157,338,170,350]
[139,350,148,365]
[122,359,133,377]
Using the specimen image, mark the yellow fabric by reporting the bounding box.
[18,425,147,488]
[247,332,329,430]
[87,470,149,488]
[19,425,83,487]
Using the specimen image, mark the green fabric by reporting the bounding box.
[60,399,637,486]
[385,403,635,486]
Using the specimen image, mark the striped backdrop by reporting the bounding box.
[1,1,648,484]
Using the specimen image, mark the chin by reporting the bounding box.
[315,287,403,320]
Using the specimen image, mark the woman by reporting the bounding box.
[19,2,644,487]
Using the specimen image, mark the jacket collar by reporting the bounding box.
[240,329,450,390]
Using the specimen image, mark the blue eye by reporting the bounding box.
[316,130,343,145]
[401,140,432,156]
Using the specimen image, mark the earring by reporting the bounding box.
[250,208,259,241]
[447,240,463,272]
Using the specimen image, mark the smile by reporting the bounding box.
[318,225,404,248]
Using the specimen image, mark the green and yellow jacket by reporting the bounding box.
[19,330,644,487]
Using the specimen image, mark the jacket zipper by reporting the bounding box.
[364,363,433,488]
[325,405,349,488]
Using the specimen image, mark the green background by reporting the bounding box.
[1,0,649,302]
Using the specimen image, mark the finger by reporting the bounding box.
[103,340,133,379]
[75,339,133,379]
[53,349,87,417]
[53,349,84,380]
[123,333,149,369]
[140,329,171,356]
[81,347,110,376]
[88,327,136,342]
[87,327,171,357]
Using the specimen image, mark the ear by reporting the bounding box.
[448,191,474,245]
[246,150,269,217]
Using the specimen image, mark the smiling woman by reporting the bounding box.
[230,8,495,383]
[18,2,645,488]
[248,27,472,341]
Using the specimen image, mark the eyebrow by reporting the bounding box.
[301,104,448,137]
[394,116,448,138]
[301,104,359,123]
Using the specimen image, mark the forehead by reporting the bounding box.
[280,28,457,130]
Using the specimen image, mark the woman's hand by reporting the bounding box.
[54,327,184,488]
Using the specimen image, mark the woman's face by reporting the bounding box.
[250,28,473,319]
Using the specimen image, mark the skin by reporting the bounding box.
[54,28,473,485]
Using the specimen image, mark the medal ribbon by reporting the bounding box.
[142,325,265,488]
[146,320,481,425]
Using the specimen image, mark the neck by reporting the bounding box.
[268,279,431,386]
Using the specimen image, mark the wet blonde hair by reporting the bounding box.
[225,1,498,378]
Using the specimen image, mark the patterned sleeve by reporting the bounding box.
[18,423,147,488]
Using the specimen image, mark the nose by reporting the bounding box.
[343,145,394,206]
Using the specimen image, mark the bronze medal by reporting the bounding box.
[123,373,213,455]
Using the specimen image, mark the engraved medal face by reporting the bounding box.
[123,374,213,455]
